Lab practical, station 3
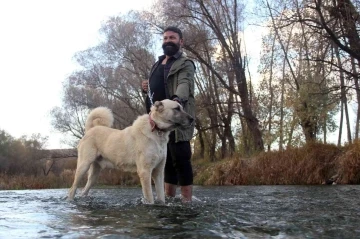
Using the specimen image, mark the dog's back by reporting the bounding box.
[84,107,114,133]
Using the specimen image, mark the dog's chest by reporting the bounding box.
[155,141,167,157]
[144,140,167,166]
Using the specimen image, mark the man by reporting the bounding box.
[141,26,195,202]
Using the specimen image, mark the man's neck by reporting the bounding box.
[162,55,170,64]
[161,51,182,64]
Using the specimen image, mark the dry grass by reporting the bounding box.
[194,141,360,185]
[0,172,74,190]
[337,141,360,184]
[0,168,140,190]
[98,169,140,186]
[1,141,360,190]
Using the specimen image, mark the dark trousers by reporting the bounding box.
[164,132,193,186]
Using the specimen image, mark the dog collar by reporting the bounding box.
[149,114,165,132]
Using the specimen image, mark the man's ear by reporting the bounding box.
[154,101,164,112]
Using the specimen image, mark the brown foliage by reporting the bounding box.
[0,172,74,190]
[337,140,360,184]
[2,142,360,190]
[195,142,359,185]
[0,157,140,190]
[98,169,140,186]
[0,168,140,190]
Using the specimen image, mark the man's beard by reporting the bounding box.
[162,42,180,56]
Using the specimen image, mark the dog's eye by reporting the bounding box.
[174,106,181,111]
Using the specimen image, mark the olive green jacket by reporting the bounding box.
[146,52,195,142]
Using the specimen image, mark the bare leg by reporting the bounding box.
[181,185,192,203]
[165,183,177,197]
[81,161,101,197]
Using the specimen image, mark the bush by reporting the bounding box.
[195,142,349,185]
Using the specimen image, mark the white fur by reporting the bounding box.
[67,99,193,204]
[84,107,114,133]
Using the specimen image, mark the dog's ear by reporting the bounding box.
[154,101,164,112]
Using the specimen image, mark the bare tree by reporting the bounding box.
[51,12,156,146]
[149,0,264,153]
[261,0,340,144]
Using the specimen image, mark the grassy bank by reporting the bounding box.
[1,141,359,190]
[0,169,139,190]
[193,141,360,185]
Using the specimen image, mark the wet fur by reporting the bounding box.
[67,99,193,203]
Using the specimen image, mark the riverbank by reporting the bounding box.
[1,141,359,190]
[193,141,360,185]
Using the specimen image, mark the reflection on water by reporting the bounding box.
[0,185,359,238]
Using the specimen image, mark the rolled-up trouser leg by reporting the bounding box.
[165,133,193,186]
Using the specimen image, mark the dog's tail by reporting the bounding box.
[85,107,114,132]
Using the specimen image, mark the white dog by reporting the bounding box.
[67,99,194,203]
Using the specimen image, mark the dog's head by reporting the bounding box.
[150,99,194,131]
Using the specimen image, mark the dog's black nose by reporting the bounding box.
[189,117,194,124]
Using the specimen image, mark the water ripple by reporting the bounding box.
[0,186,359,238]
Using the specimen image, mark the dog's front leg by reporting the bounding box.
[152,159,166,203]
[138,169,154,204]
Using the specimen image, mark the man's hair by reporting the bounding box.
[163,26,183,39]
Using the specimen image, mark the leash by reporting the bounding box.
[147,83,154,107]
[147,83,164,136]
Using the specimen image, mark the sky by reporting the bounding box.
[0,1,353,150]
[0,0,154,149]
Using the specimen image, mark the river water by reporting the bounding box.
[0,185,359,238]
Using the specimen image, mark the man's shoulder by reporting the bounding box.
[179,54,195,70]
[167,52,196,72]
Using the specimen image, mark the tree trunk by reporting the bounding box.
[267,34,276,151]
[338,100,344,146]
[235,64,264,152]
[210,127,217,161]
[351,57,360,140]
[335,44,348,145]
[344,97,352,143]
[194,117,205,159]
[287,113,297,149]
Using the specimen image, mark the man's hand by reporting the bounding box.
[172,96,184,106]
[142,80,149,92]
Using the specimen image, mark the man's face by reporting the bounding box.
[162,31,183,56]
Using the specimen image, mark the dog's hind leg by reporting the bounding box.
[152,159,166,203]
[81,161,101,197]
[68,147,97,200]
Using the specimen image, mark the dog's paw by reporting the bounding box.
[141,198,154,204]
[154,199,166,205]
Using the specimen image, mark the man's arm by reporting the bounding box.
[172,60,195,104]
